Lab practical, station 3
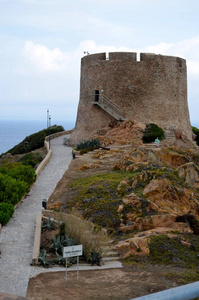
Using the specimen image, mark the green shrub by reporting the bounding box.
[0,163,36,187]
[19,152,44,168]
[76,139,100,151]
[79,149,89,155]
[0,173,27,205]
[0,163,36,206]
[192,126,199,146]
[0,202,14,225]
[142,123,165,143]
[8,131,46,155]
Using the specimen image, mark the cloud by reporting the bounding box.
[22,41,70,72]
[22,36,199,75]
[143,37,199,75]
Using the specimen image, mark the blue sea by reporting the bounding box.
[0,119,75,155]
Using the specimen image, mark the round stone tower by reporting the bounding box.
[70,52,192,144]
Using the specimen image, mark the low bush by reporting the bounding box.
[18,152,44,168]
[0,163,36,206]
[192,126,199,146]
[142,123,165,143]
[0,202,14,225]
[0,173,27,205]
[76,139,100,152]
[0,163,36,188]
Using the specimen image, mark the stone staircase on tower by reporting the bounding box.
[92,93,127,121]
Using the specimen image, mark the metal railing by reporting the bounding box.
[92,93,126,119]
[99,94,126,118]
[132,280,199,300]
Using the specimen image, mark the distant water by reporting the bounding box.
[0,119,75,155]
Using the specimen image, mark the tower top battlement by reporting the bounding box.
[82,52,186,64]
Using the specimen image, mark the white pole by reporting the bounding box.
[65,258,67,289]
[77,256,79,287]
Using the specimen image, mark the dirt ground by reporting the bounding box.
[27,265,178,300]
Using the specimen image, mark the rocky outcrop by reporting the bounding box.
[178,162,199,188]
[142,178,199,215]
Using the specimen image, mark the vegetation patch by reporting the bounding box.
[164,269,199,284]
[68,171,135,231]
[0,162,36,223]
[149,235,198,267]
[0,202,14,225]
[123,233,199,284]
[192,126,199,146]
[40,212,108,267]
[76,138,100,154]
[4,125,64,155]
[18,152,44,168]
[142,123,165,143]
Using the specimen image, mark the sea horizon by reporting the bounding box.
[0,119,75,155]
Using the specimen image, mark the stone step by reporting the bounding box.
[144,143,160,148]
[106,251,120,257]
[102,256,120,262]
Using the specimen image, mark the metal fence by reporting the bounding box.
[132,280,199,300]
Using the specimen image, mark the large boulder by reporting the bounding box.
[143,178,199,215]
[178,162,199,188]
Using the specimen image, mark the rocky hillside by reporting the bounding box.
[48,119,199,273]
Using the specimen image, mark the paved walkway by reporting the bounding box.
[0,136,73,297]
[0,135,122,298]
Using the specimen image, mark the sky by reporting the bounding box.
[1,0,199,126]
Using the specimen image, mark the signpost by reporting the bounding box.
[63,245,83,288]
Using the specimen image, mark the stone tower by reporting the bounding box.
[70,52,192,144]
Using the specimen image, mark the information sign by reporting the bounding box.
[63,245,82,258]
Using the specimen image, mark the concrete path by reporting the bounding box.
[0,135,73,297]
[0,135,122,298]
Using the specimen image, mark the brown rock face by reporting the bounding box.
[70,52,192,144]
[143,179,199,215]
[178,162,199,188]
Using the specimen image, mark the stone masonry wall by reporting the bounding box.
[70,52,192,144]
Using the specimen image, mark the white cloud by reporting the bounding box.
[22,41,70,72]
[143,37,199,73]
[22,36,199,76]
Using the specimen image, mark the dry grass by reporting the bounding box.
[55,210,109,260]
